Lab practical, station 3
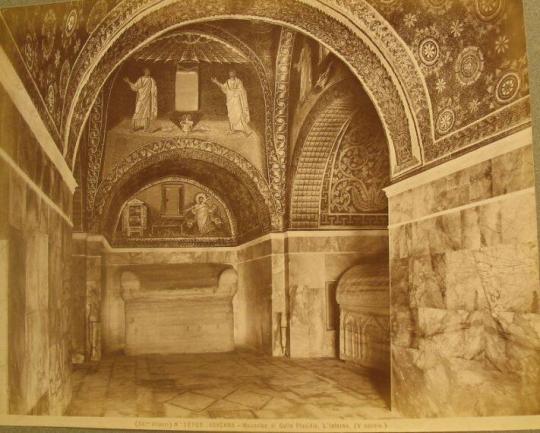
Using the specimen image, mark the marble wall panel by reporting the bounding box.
[417,308,485,362]
[5,164,73,415]
[2,83,74,414]
[8,170,26,231]
[0,241,7,414]
[105,249,237,266]
[7,227,25,414]
[287,233,387,254]
[389,143,540,417]
[491,145,536,196]
[287,253,330,358]
[1,87,72,218]
[102,264,125,353]
[389,145,535,226]
[392,345,525,417]
[270,245,287,356]
[237,238,272,263]
[289,285,327,358]
[474,243,539,313]
[236,254,273,353]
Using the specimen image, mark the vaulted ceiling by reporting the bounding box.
[0,0,532,246]
[0,0,530,170]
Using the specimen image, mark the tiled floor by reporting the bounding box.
[66,350,397,419]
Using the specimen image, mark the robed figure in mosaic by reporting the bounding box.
[295,41,313,105]
[185,193,224,236]
[123,67,158,132]
[211,69,252,136]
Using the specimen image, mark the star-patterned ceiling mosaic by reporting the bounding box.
[366,0,529,141]
[0,0,113,147]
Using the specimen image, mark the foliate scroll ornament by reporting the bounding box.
[86,0,109,34]
[59,60,71,100]
[328,122,389,215]
[330,147,388,214]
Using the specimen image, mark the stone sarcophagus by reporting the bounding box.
[336,263,389,371]
[120,264,237,355]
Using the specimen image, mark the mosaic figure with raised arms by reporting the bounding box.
[123,67,158,132]
[211,69,252,136]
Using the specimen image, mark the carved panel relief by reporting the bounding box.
[337,263,390,371]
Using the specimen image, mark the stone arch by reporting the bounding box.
[288,80,357,228]
[84,22,276,195]
[112,175,238,240]
[85,69,120,213]
[62,0,431,178]
[289,77,390,229]
[93,137,277,238]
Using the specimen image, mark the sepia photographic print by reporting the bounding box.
[0,0,539,432]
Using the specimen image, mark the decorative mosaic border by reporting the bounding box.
[272,28,296,220]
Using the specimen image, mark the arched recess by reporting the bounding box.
[98,157,271,243]
[82,22,275,214]
[92,138,277,239]
[289,77,390,229]
[112,176,238,245]
[62,0,431,180]
[82,23,277,202]
[289,80,357,228]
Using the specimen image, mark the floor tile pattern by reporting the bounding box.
[66,350,396,419]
